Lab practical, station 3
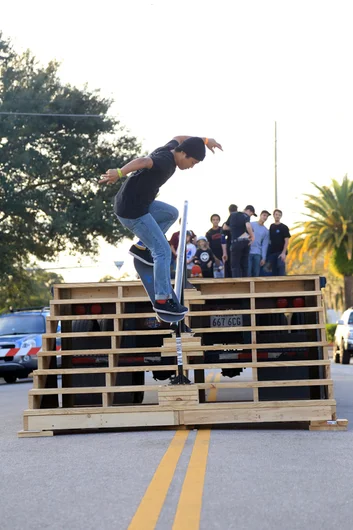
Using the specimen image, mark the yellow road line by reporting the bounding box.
[129,372,218,529]
[128,430,189,530]
[207,372,221,402]
[205,371,214,383]
[172,429,211,530]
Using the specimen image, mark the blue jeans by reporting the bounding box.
[268,252,286,276]
[248,253,262,277]
[116,201,178,300]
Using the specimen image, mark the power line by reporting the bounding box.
[0,111,105,118]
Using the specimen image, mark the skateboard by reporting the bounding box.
[133,259,185,323]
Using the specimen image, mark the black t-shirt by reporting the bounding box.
[194,248,216,270]
[269,223,291,253]
[225,212,250,240]
[206,227,223,260]
[114,139,178,219]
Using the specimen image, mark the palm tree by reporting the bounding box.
[289,175,353,308]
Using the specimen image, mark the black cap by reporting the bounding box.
[260,210,271,216]
[178,137,206,161]
[245,205,257,217]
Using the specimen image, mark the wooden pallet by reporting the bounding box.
[19,275,348,436]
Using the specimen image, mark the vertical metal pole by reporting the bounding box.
[170,200,191,385]
[274,121,278,209]
[174,200,188,302]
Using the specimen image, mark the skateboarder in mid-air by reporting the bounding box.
[99,136,222,316]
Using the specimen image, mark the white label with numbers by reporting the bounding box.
[210,315,243,327]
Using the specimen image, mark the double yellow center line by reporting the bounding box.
[128,372,219,530]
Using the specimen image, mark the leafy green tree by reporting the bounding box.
[0,32,141,280]
[0,267,64,313]
[289,175,353,308]
[287,253,344,313]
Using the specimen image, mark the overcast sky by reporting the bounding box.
[2,0,353,281]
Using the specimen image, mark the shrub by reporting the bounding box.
[326,324,337,343]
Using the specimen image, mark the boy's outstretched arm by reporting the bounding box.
[99,156,153,185]
[173,136,223,153]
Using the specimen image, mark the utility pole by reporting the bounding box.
[274,121,278,208]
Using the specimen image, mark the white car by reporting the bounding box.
[334,308,353,364]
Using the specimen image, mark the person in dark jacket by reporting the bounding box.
[222,205,256,277]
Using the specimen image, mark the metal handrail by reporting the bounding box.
[174,200,188,302]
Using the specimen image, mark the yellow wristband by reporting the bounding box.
[204,138,209,145]
[117,168,123,178]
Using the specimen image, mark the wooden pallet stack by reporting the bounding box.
[19,275,347,437]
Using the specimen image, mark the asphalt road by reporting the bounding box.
[1,362,353,530]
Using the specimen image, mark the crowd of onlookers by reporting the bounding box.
[169,204,291,278]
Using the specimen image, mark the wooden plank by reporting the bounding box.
[48,308,325,320]
[49,290,322,305]
[185,361,330,369]
[34,365,178,375]
[28,379,332,396]
[27,411,178,431]
[316,277,335,406]
[186,290,321,301]
[163,335,199,343]
[28,394,41,410]
[38,341,329,357]
[255,279,314,293]
[195,379,332,389]
[162,341,329,352]
[50,297,150,305]
[48,313,156,321]
[29,385,165,395]
[22,399,337,417]
[42,323,326,338]
[192,324,325,333]
[183,405,332,425]
[309,419,348,431]
[189,307,324,316]
[250,281,258,402]
[18,430,54,438]
[51,275,321,290]
[43,329,173,338]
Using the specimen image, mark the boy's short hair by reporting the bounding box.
[273,209,283,216]
[228,204,238,213]
[210,213,220,222]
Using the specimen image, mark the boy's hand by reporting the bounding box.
[99,169,119,185]
[206,139,223,154]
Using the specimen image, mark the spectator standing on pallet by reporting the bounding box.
[222,205,256,278]
[206,214,223,261]
[185,231,197,277]
[194,236,221,278]
[248,210,270,277]
[222,204,238,277]
[268,209,291,276]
